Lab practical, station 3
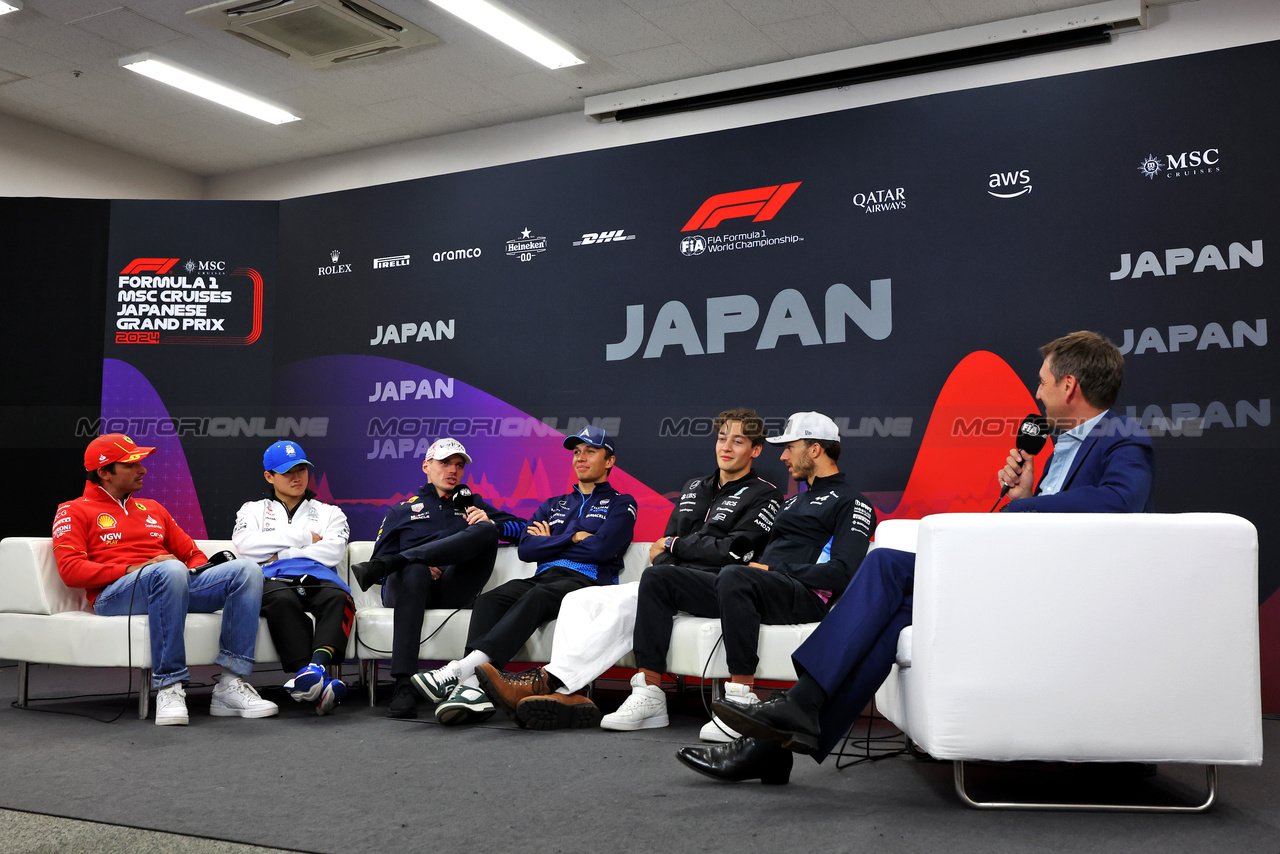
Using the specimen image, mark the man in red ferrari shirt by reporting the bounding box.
[52,434,277,726]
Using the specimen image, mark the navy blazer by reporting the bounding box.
[1003,411,1154,513]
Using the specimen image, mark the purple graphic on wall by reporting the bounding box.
[100,358,207,537]
[274,355,672,541]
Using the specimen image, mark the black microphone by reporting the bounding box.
[999,414,1050,499]
[189,550,236,576]
[452,485,474,511]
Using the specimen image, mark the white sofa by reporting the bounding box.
[662,519,920,681]
[2,534,863,713]
[0,538,282,719]
[872,512,1262,811]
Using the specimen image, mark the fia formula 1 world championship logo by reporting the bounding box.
[681,183,801,231]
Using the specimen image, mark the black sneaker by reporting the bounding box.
[387,678,419,718]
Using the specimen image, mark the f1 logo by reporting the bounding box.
[681,182,801,232]
[120,258,180,275]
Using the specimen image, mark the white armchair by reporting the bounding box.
[873,512,1262,811]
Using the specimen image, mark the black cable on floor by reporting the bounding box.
[832,708,908,769]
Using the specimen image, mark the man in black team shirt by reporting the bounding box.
[601,411,877,737]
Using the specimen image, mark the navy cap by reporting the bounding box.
[263,440,313,473]
[563,425,615,454]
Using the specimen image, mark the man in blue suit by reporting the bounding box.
[678,330,1154,784]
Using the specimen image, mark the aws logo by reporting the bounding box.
[96,514,117,529]
[988,169,1032,199]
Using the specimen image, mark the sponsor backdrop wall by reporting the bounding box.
[22,41,1280,706]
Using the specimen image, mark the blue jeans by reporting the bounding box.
[94,558,264,689]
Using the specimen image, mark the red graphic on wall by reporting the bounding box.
[879,349,1052,521]
[681,182,801,231]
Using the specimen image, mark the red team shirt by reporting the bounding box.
[52,482,207,605]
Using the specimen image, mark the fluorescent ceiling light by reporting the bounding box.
[0,1,23,16]
[119,54,302,125]
[425,0,583,69]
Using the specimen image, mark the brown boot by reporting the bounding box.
[515,692,603,731]
[475,663,553,720]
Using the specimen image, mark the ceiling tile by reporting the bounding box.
[514,0,675,56]
[70,8,186,51]
[825,0,949,40]
[760,11,868,56]
[609,42,717,80]
[643,0,791,69]
[0,36,73,77]
[724,0,837,28]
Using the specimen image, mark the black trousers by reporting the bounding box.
[381,523,499,678]
[260,578,355,673]
[466,566,598,668]
[632,564,828,677]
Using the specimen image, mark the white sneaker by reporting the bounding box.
[700,682,759,742]
[600,672,669,731]
[210,676,279,719]
[155,683,189,726]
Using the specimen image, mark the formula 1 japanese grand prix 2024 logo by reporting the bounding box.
[113,256,264,345]
[678,182,805,257]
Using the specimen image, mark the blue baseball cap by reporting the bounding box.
[563,425,615,454]
[263,440,313,473]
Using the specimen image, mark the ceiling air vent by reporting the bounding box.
[188,0,440,69]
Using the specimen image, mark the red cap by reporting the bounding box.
[84,434,156,471]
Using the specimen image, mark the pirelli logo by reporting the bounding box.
[681,182,801,232]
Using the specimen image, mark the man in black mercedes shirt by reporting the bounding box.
[486,411,875,737]
[614,411,875,738]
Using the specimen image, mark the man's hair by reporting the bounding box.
[714,407,766,446]
[816,439,841,463]
[1040,330,1125,410]
[85,463,115,485]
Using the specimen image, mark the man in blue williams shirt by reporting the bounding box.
[411,426,638,726]
[681,330,1154,784]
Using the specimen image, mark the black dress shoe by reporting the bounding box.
[387,678,419,718]
[350,558,386,592]
[712,694,820,755]
[350,553,407,592]
[676,737,793,785]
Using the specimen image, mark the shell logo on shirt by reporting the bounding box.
[96,514,117,529]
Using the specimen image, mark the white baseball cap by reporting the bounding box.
[423,437,473,464]
[765,411,840,444]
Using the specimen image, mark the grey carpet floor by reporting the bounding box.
[1,663,1277,854]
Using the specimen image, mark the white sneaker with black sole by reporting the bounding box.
[155,683,189,726]
[699,682,759,742]
[600,672,669,731]
[210,676,279,718]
